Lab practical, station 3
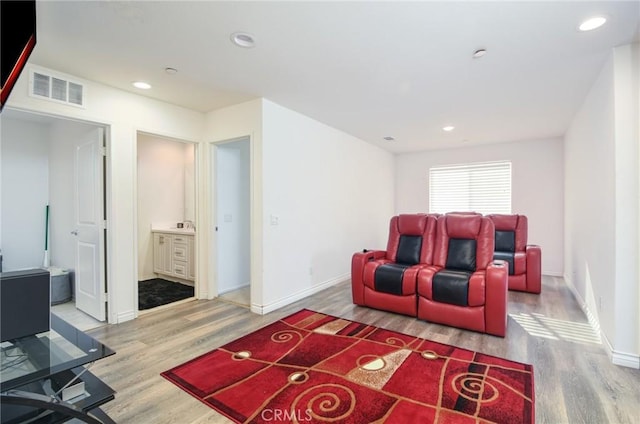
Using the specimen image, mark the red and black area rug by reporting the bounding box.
[161,309,534,423]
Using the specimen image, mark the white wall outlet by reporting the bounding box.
[270,215,279,226]
[224,214,232,222]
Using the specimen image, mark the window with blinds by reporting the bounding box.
[429,161,512,214]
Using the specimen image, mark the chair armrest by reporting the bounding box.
[525,245,542,294]
[351,250,386,304]
[485,260,509,337]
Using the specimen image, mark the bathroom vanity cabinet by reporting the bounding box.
[152,230,195,282]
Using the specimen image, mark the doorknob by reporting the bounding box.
[71,230,78,236]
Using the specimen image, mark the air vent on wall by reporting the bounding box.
[29,69,85,107]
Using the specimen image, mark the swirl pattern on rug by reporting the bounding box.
[162,309,534,423]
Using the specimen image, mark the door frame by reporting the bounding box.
[209,135,253,304]
[211,137,251,299]
[3,106,112,323]
[133,131,200,315]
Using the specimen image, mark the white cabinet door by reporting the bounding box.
[153,233,173,275]
[152,233,162,273]
[187,236,196,281]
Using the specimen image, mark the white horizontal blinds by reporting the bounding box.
[429,161,512,214]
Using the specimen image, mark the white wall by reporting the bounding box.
[1,112,101,279]
[612,44,639,365]
[0,117,49,270]
[5,65,395,320]
[215,139,250,293]
[205,99,395,313]
[137,134,192,280]
[565,53,615,332]
[184,143,196,222]
[564,43,639,368]
[6,65,204,323]
[260,99,395,311]
[396,137,564,275]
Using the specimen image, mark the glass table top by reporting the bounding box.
[0,314,114,392]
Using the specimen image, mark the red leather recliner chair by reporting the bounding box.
[487,214,541,294]
[416,214,509,337]
[351,214,437,316]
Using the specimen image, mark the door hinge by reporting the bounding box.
[100,146,107,156]
[102,220,107,230]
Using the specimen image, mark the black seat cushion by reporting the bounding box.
[432,269,471,306]
[494,251,515,275]
[445,238,476,272]
[495,230,516,253]
[374,263,409,295]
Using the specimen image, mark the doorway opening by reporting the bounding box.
[136,132,197,312]
[212,137,251,308]
[1,108,109,331]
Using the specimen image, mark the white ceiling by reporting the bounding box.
[26,1,640,153]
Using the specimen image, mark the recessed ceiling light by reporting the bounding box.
[472,49,487,59]
[579,16,607,31]
[442,126,455,132]
[231,32,256,48]
[132,81,151,89]
[383,136,396,141]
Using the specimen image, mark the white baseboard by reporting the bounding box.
[115,310,136,323]
[543,271,563,277]
[563,274,639,369]
[251,273,349,315]
[611,351,640,369]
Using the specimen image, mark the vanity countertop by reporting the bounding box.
[151,227,195,235]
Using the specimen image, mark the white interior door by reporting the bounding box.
[73,128,106,321]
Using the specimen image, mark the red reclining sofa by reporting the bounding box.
[487,214,541,294]
[351,213,509,337]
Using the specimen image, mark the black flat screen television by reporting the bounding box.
[1,0,37,112]
[0,269,51,342]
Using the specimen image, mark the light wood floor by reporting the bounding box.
[86,276,640,423]
[218,285,251,308]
